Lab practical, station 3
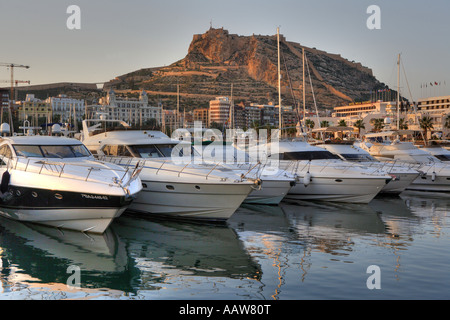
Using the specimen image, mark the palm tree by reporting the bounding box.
[419,115,434,146]
[354,119,365,137]
[320,120,330,128]
[370,118,385,132]
[398,118,408,130]
[305,119,315,131]
[444,114,450,138]
[338,119,347,127]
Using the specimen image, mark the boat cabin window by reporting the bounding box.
[272,151,340,161]
[433,154,450,161]
[13,144,91,158]
[130,145,162,158]
[14,145,42,158]
[130,144,198,159]
[339,154,377,162]
[154,144,179,157]
[102,145,133,157]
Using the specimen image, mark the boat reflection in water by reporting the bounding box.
[0,213,260,299]
[228,195,429,299]
[110,214,261,282]
[0,190,447,300]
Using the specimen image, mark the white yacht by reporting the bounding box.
[359,131,450,192]
[79,120,258,222]
[420,145,450,162]
[194,142,296,205]
[0,134,142,233]
[249,140,392,204]
[315,141,420,194]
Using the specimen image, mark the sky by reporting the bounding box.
[0,0,449,102]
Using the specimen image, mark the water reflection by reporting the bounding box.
[0,190,448,300]
[400,191,449,238]
[110,214,261,283]
[0,214,260,299]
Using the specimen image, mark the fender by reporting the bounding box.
[1,170,10,194]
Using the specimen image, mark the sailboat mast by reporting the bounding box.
[397,53,400,130]
[302,47,306,128]
[230,82,234,129]
[177,83,180,129]
[277,27,282,132]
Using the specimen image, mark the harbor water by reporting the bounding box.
[0,190,448,301]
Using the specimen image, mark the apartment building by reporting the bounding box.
[102,89,161,125]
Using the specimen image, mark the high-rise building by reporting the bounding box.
[209,97,231,126]
[0,88,9,113]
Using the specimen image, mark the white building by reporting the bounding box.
[102,89,161,125]
[417,95,450,132]
[209,96,231,126]
[45,94,85,122]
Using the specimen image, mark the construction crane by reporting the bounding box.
[0,80,31,100]
[0,63,29,134]
[0,63,30,102]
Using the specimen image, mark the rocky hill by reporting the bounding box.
[105,28,389,111]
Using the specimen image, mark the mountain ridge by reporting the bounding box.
[104,27,388,111]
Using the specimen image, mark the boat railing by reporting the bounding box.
[4,156,142,188]
[96,155,262,182]
[286,158,388,176]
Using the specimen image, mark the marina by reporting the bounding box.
[1,1,450,303]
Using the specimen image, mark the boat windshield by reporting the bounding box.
[410,154,441,163]
[433,154,450,161]
[339,153,377,162]
[274,151,340,161]
[13,144,91,158]
[130,144,200,159]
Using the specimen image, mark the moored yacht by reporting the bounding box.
[0,134,142,233]
[194,142,296,205]
[315,140,420,194]
[420,145,450,162]
[79,120,258,222]
[248,140,392,204]
[359,131,450,192]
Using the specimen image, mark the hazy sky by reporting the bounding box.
[1,0,449,102]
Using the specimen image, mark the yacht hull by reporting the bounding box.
[406,175,450,192]
[285,176,388,204]
[244,179,293,205]
[0,186,133,233]
[128,180,253,221]
[381,172,420,194]
[0,208,127,234]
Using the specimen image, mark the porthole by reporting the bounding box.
[16,190,21,196]
[142,183,148,188]
[421,176,427,180]
[166,185,174,190]
[32,191,38,198]
[55,193,63,200]
[195,185,201,190]
[335,179,343,182]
